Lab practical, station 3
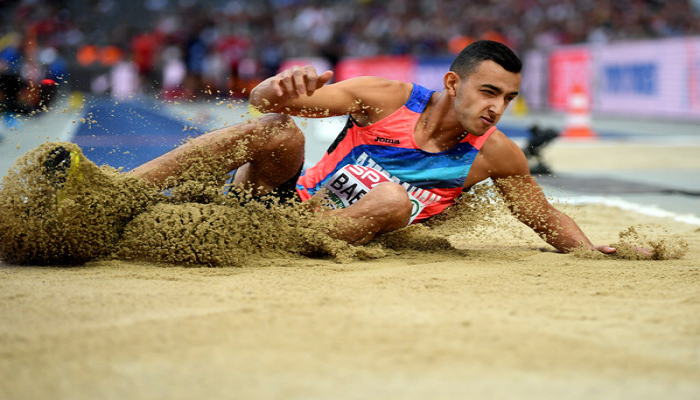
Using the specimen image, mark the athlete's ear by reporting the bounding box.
[443,71,460,96]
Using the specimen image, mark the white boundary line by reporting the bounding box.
[551,195,700,226]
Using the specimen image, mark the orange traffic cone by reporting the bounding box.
[561,84,597,138]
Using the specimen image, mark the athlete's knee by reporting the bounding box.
[243,114,304,191]
[257,113,290,127]
[370,182,413,225]
[258,114,300,137]
[255,114,304,152]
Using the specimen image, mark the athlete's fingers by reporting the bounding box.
[270,77,286,97]
[269,73,291,98]
[272,66,331,98]
[624,242,653,258]
[306,70,333,96]
[318,70,334,86]
[594,244,617,254]
[280,68,298,98]
[292,66,310,97]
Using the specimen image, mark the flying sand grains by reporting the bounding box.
[374,224,454,252]
[0,142,160,265]
[569,223,689,260]
[427,181,527,243]
[0,140,689,267]
[116,192,384,267]
[613,224,689,260]
[0,140,387,267]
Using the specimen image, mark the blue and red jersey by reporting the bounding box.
[296,84,495,223]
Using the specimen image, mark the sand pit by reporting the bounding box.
[1,193,699,398]
[0,138,699,399]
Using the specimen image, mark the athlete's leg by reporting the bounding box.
[231,116,305,196]
[129,114,304,193]
[320,182,413,245]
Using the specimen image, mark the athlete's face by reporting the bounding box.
[449,60,521,136]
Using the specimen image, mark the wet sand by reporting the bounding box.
[1,202,699,399]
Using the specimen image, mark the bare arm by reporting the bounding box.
[481,132,616,254]
[249,65,411,123]
[494,174,615,253]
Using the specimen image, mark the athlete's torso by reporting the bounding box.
[296,84,495,223]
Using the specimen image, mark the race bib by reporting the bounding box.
[322,165,425,223]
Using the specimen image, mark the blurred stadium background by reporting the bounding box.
[1,0,699,219]
[2,0,700,105]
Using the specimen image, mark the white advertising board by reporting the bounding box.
[546,37,700,120]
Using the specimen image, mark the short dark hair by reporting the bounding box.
[450,40,522,78]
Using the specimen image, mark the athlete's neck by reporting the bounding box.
[414,92,467,152]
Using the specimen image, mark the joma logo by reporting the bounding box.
[374,137,400,144]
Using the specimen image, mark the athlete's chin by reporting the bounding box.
[468,126,490,136]
[467,119,495,136]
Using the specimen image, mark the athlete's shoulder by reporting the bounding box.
[479,129,529,178]
[335,77,413,123]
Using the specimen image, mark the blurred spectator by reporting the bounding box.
[131,30,163,89]
[38,46,67,82]
[0,31,59,113]
[1,0,698,100]
[0,32,24,112]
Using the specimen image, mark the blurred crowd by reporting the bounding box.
[1,0,700,105]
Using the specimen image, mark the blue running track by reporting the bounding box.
[71,99,205,171]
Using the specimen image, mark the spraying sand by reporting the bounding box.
[0,142,687,267]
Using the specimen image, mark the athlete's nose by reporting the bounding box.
[489,97,508,117]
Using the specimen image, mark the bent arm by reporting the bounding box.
[249,65,410,122]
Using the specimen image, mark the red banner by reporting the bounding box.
[335,55,415,82]
[548,47,591,111]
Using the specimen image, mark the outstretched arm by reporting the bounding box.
[481,132,616,254]
[494,174,616,254]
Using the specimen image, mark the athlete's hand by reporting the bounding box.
[270,65,334,99]
[594,244,617,254]
[595,243,652,257]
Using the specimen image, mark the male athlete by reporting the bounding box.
[130,40,618,254]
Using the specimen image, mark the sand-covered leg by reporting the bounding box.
[0,142,160,265]
[115,195,384,267]
[130,114,305,195]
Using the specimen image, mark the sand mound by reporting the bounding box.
[614,223,689,260]
[116,195,385,267]
[0,142,159,265]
